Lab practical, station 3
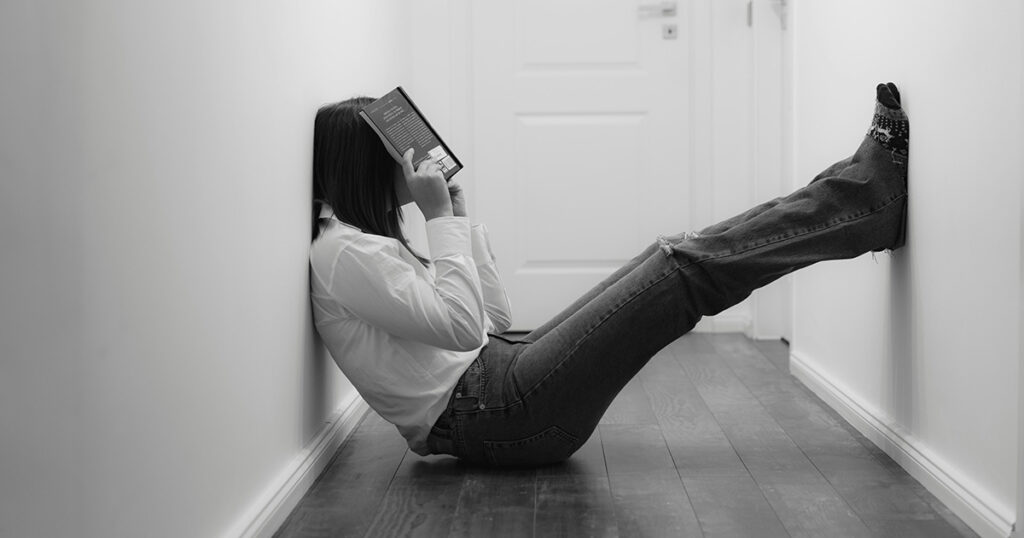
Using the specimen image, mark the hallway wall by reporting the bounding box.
[785,1,1023,537]
[0,1,409,537]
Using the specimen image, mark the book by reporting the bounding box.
[359,86,463,180]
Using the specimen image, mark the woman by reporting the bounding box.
[309,84,909,467]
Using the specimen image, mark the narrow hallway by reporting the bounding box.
[2,1,1020,537]
[275,334,977,538]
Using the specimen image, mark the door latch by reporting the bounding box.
[638,1,677,18]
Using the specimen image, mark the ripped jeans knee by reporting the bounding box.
[656,231,702,256]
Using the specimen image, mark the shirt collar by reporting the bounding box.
[318,204,365,232]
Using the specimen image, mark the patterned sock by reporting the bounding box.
[867,82,909,156]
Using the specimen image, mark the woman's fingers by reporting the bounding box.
[416,157,440,174]
[401,148,416,177]
[447,179,467,217]
[402,148,444,186]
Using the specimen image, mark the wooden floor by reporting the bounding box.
[274,333,979,538]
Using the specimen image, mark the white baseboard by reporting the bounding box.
[694,313,751,334]
[749,330,785,341]
[789,350,1014,538]
[224,393,370,538]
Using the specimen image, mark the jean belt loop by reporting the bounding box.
[453,359,482,412]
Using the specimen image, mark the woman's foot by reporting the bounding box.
[877,82,901,109]
[867,82,909,156]
[866,82,909,252]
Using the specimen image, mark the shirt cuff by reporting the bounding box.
[470,223,496,265]
[425,216,473,259]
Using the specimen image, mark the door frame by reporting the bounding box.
[748,0,790,341]
[1016,3,1024,534]
[1014,42,1023,534]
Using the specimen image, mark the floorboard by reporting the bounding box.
[449,469,536,538]
[600,424,675,475]
[683,474,790,538]
[608,471,703,538]
[362,475,463,538]
[274,333,980,538]
[600,377,660,425]
[273,421,408,538]
[534,475,619,537]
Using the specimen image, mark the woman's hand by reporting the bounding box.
[447,179,467,217]
[400,149,453,221]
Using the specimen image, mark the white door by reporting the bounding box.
[473,0,696,330]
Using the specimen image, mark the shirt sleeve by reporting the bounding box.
[470,223,513,333]
[327,217,488,352]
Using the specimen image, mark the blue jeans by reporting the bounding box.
[426,132,908,467]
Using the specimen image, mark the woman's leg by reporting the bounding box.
[694,157,855,237]
[520,164,855,343]
[453,84,909,466]
[522,133,864,344]
[521,241,662,342]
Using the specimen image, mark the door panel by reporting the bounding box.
[474,0,692,329]
[516,113,644,262]
[516,0,640,67]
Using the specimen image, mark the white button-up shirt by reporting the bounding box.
[309,205,512,454]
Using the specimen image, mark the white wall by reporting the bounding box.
[0,1,409,537]
[786,1,1023,537]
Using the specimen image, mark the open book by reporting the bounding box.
[359,87,463,180]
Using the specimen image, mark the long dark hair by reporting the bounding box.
[312,97,427,265]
